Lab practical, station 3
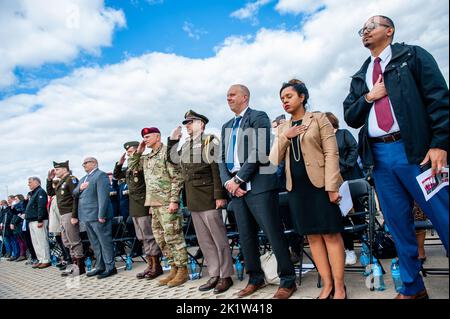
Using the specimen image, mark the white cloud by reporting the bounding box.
[0,0,448,198]
[0,0,125,88]
[275,0,324,14]
[230,0,273,25]
[182,21,208,40]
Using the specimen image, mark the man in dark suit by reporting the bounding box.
[73,157,116,279]
[219,84,296,299]
[343,15,448,299]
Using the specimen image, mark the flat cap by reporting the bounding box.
[53,160,69,169]
[123,141,140,150]
[182,110,209,125]
[141,127,161,137]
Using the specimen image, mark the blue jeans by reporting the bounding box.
[371,140,449,296]
[3,235,19,256]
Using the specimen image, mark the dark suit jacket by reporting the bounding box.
[73,168,113,222]
[219,107,278,195]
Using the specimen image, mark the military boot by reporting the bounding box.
[76,257,86,275]
[136,256,153,279]
[167,266,189,287]
[146,255,163,280]
[158,264,177,286]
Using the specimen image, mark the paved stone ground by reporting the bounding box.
[0,243,448,299]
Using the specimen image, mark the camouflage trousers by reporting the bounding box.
[150,206,188,267]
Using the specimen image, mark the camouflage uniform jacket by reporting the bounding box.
[129,143,183,207]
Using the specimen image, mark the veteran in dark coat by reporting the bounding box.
[47,160,85,275]
[168,110,234,294]
[114,141,162,280]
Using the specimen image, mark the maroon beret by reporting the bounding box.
[141,127,161,137]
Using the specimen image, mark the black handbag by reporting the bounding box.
[373,224,398,259]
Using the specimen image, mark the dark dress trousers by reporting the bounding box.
[219,107,296,288]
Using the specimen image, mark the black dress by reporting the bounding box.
[287,120,343,236]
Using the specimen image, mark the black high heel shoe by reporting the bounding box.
[333,285,347,299]
[316,286,335,299]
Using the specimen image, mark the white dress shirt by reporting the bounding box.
[227,107,251,190]
[365,45,401,137]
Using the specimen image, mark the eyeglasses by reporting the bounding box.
[358,22,392,37]
[82,160,94,166]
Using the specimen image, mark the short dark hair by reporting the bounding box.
[376,15,395,41]
[325,112,340,129]
[280,79,309,109]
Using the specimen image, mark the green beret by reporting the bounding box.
[124,141,140,150]
[182,109,209,125]
[53,160,69,169]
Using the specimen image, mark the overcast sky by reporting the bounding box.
[0,0,448,198]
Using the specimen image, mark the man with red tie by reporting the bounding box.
[344,15,448,299]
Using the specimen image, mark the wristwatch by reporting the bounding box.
[233,176,242,184]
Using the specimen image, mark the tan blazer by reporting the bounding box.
[269,112,342,192]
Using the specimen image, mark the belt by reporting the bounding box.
[369,131,402,144]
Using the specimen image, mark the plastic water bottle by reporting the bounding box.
[189,257,199,280]
[235,258,244,281]
[126,255,133,271]
[373,261,385,291]
[391,259,403,293]
[360,243,370,268]
[51,255,58,266]
[161,256,170,271]
[85,257,92,272]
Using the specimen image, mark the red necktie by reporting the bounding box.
[373,57,394,132]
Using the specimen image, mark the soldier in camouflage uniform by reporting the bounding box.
[129,127,189,287]
[46,161,85,276]
[168,110,234,294]
[114,141,162,280]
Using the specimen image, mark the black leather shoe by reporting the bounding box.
[97,268,118,279]
[86,268,105,277]
[198,276,219,291]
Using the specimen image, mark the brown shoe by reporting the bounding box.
[214,277,233,294]
[238,282,266,298]
[394,289,429,299]
[272,285,297,299]
[73,257,86,276]
[37,262,51,269]
[146,255,163,280]
[136,256,152,279]
[158,264,178,286]
[167,266,189,287]
[32,263,42,269]
[199,276,219,291]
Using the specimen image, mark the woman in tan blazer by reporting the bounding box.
[269,79,346,299]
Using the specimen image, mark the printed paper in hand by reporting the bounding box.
[416,167,449,201]
[339,181,353,217]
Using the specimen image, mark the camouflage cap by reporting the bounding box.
[123,141,140,150]
[182,109,209,125]
[53,160,69,169]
